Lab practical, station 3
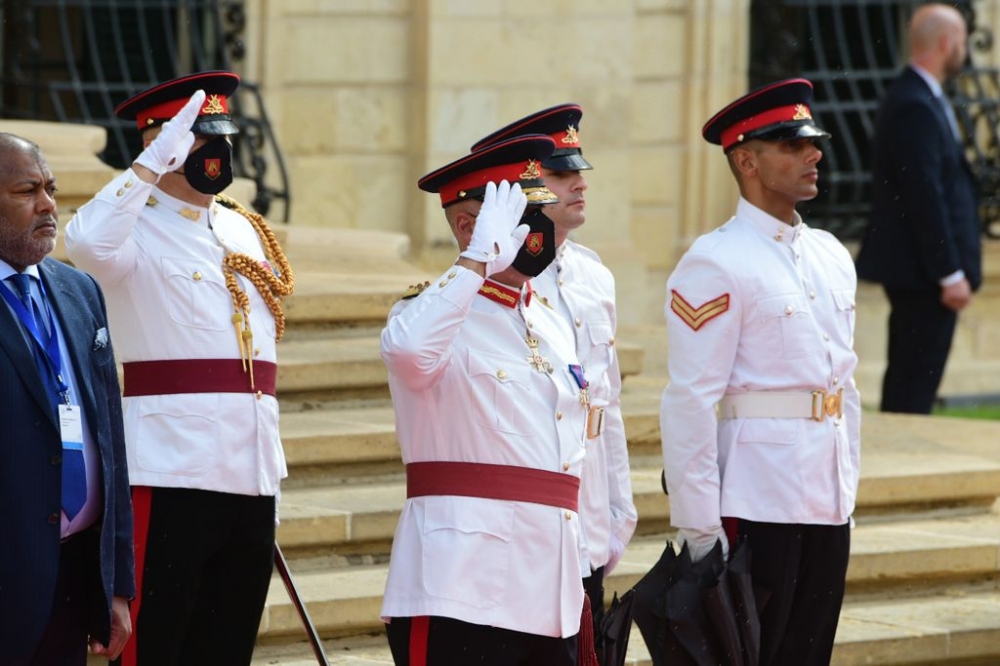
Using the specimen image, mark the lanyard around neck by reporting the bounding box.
[0,276,69,401]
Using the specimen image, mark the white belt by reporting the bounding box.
[717,389,843,421]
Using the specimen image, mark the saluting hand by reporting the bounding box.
[133,89,205,182]
[459,180,529,277]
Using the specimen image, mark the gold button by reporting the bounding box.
[575,318,582,327]
[563,462,570,471]
[823,333,830,341]
[116,188,124,196]
[497,370,507,379]
[558,278,564,286]
[556,411,563,420]
[526,320,533,329]
[784,306,793,315]
[448,271,457,279]
[609,337,615,346]
[254,347,261,357]
[192,271,202,281]
[809,291,816,299]
[564,511,572,521]
[256,390,263,400]
[833,376,839,385]
[124,180,133,188]
[439,280,447,288]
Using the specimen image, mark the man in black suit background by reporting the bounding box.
[856,2,981,414]
[0,133,134,664]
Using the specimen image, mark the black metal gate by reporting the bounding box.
[750,0,999,239]
[0,0,290,221]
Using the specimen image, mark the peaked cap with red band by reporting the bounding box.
[418,134,559,208]
[702,78,830,152]
[469,104,593,172]
[116,70,240,136]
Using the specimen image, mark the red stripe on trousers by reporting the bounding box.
[120,486,153,666]
[409,616,430,666]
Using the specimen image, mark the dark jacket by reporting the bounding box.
[0,257,134,662]
[856,66,982,291]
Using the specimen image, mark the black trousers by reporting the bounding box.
[117,486,275,666]
[385,615,577,666]
[582,566,606,613]
[29,530,102,666]
[733,520,851,666]
[880,286,958,414]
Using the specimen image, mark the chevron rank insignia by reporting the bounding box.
[400,281,431,301]
[670,290,730,331]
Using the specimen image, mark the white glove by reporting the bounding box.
[677,526,729,563]
[459,180,529,276]
[604,534,626,575]
[134,89,205,179]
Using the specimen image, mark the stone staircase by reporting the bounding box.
[25,118,998,666]
[244,230,1000,666]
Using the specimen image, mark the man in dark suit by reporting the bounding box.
[856,2,981,414]
[0,133,134,664]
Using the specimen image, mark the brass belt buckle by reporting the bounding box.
[811,389,843,421]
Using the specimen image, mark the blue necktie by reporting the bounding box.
[9,274,87,520]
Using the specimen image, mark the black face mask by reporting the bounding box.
[184,137,233,195]
[511,207,556,278]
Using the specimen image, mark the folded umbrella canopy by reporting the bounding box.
[631,539,760,666]
[592,589,634,666]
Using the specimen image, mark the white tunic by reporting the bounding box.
[660,197,861,532]
[533,241,637,574]
[380,265,589,638]
[65,169,286,497]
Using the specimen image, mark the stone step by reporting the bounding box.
[276,338,646,401]
[278,386,663,485]
[252,585,1000,665]
[275,435,1000,555]
[256,515,1000,660]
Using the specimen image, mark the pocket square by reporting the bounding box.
[93,327,109,350]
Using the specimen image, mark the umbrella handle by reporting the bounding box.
[274,542,332,666]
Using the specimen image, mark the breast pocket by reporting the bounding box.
[831,288,856,345]
[467,349,533,437]
[757,294,814,360]
[584,321,615,404]
[160,256,230,331]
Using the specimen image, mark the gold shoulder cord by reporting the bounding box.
[214,194,296,388]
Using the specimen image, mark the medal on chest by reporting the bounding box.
[569,363,590,408]
[525,336,553,373]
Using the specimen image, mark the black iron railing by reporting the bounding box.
[0,0,290,221]
[750,0,996,239]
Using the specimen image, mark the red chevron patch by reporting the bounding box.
[670,290,730,331]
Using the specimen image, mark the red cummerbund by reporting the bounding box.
[406,461,580,512]
[122,359,277,397]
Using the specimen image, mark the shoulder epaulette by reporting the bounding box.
[401,281,431,300]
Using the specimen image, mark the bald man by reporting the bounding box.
[856,2,981,414]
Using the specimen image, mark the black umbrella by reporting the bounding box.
[592,589,634,666]
[631,538,760,666]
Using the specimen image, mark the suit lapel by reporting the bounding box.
[0,289,56,427]
[38,260,99,424]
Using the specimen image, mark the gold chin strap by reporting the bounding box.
[215,194,296,388]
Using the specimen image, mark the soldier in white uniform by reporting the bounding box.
[381,136,595,665]
[470,105,637,621]
[65,72,293,666]
[660,79,860,666]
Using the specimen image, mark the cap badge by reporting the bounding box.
[793,104,812,120]
[520,159,541,179]
[562,126,580,145]
[203,94,226,115]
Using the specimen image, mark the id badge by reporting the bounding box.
[59,404,84,453]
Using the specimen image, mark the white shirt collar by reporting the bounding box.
[910,63,945,98]
[0,258,41,282]
[736,197,804,244]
